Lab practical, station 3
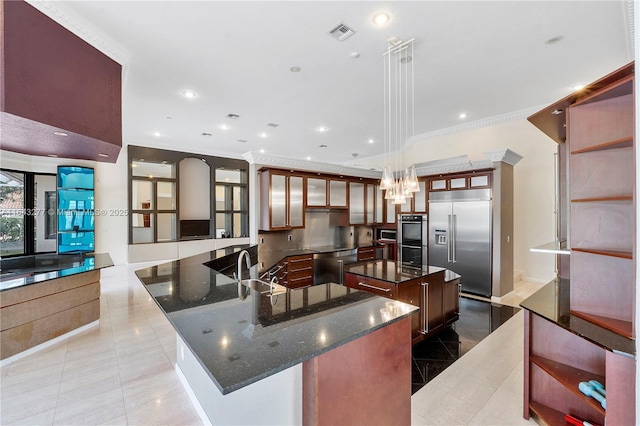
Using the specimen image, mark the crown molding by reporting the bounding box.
[243,152,381,179]
[415,160,494,177]
[623,1,635,60]
[25,0,130,66]
[405,105,544,148]
[483,149,523,166]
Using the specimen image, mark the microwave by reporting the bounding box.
[379,229,397,241]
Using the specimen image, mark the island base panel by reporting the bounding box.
[175,334,303,425]
[303,316,411,426]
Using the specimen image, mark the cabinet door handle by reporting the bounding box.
[358,282,390,293]
[421,282,429,334]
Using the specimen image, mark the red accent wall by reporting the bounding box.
[1,0,122,162]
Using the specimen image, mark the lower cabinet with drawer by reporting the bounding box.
[356,246,377,262]
[286,254,314,289]
[344,269,454,345]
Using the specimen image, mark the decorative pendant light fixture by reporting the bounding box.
[380,37,420,204]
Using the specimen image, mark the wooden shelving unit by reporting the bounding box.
[523,62,635,426]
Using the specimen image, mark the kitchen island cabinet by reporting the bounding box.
[136,245,417,425]
[344,260,460,344]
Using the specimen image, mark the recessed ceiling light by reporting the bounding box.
[373,12,390,25]
[459,113,467,119]
[153,131,163,137]
[571,84,586,91]
[182,90,196,98]
[53,131,68,136]
[219,124,230,130]
[202,132,212,137]
[368,139,374,144]
[259,132,268,138]
[545,35,564,45]
[260,149,265,153]
[317,126,328,133]
[306,156,312,161]
[290,66,301,73]
[98,153,109,158]
[350,52,360,59]
[47,154,58,158]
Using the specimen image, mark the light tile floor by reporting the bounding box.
[1,265,543,425]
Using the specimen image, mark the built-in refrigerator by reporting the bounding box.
[428,189,492,297]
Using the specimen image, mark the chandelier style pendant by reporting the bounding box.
[380,37,420,204]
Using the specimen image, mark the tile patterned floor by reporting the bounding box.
[0,264,541,425]
[411,298,520,394]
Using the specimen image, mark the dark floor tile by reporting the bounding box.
[410,296,519,395]
[412,340,456,361]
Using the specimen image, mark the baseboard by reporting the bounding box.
[175,364,213,426]
[0,320,99,367]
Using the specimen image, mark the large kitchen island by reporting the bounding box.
[344,260,461,345]
[135,245,418,425]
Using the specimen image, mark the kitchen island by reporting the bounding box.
[136,245,418,425]
[344,260,461,344]
[0,252,113,361]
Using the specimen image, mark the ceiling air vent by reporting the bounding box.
[328,22,356,41]
[267,123,279,128]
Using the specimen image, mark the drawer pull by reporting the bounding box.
[290,276,311,282]
[290,266,313,272]
[358,282,390,293]
[290,257,312,263]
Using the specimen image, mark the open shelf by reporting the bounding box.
[571,310,633,339]
[571,247,633,259]
[529,401,566,425]
[531,355,606,416]
[571,195,633,203]
[570,136,633,154]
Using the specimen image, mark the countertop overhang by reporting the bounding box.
[135,244,418,394]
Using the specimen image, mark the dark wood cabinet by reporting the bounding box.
[345,269,457,345]
[524,62,635,426]
[428,171,492,192]
[259,170,305,231]
[357,246,376,262]
[443,278,461,326]
[285,254,314,289]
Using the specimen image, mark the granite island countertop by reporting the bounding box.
[344,259,460,284]
[0,252,114,291]
[135,244,418,394]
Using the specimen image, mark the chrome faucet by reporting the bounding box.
[236,250,252,284]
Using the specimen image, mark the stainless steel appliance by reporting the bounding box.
[398,214,428,268]
[428,189,492,297]
[313,248,358,284]
[379,229,397,241]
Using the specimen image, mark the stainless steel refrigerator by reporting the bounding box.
[428,189,492,297]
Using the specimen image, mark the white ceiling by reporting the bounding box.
[34,1,633,167]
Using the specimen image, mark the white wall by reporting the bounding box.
[360,118,558,283]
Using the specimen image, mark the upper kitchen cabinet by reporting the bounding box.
[349,182,365,225]
[1,0,122,163]
[399,180,427,214]
[365,183,384,225]
[305,177,347,208]
[428,172,491,192]
[260,170,305,231]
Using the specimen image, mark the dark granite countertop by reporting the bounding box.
[344,260,451,284]
[520,279,635,357]
[135,244,418,394]
[0,252,114,291]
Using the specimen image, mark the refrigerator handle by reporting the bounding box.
[447,215,452,263]
[452,214,457,263]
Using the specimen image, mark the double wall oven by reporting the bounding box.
[398,214,428,268]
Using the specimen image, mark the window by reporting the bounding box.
[131,161,177,243]
[0,170,25,256]
[1,169,58,257]
[215,169,248,238]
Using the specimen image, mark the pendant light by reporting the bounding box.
[380,37,420,204]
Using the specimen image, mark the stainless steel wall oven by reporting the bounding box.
[398,214,428,268]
